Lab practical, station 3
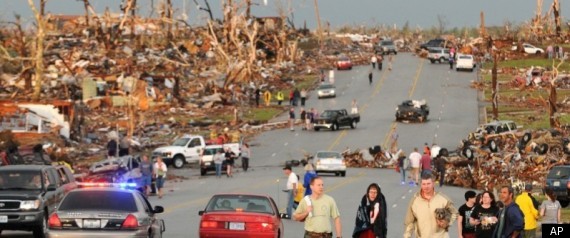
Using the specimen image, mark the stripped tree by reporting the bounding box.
[28,0,47,101]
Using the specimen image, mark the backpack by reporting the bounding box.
[528,193,540,210]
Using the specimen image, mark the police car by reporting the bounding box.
[47,183,166,237]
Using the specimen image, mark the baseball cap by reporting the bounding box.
[283,165,292,171]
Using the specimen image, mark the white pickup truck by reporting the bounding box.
[152,134,241,169]
[199,144,241,176]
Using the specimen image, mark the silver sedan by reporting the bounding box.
[314,151,346,177]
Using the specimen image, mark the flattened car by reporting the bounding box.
[395,100,429,122]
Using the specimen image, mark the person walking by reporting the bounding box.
[289,107,295,131]
[255,88,261,107]
[458,190,477,238]
[294,88,301,106]
[547,44,554,59]
[390,126,399,152]
[515,184,539,238]
[351,99,359,114]
[449,51,455,70]
[470,191,500,238]
[435,155,447,187]
[540,188,561,224]
[403,173,458,238]
[276,91,284,105]
[388,55,394,71]
[283,166,298,219]
[300,108,307,130]
[368,71,373,85]
[119,136,130,156]
[303,163,317,196]
[397,154,409,185]
[377,54,383,70]
[293,176,342,238]
[241,143,250,172]
[352,183,388,238]
[371,55,377,69]
[420,151,432,177]
[263,90,272,106]
[289,90,294,106]
[300,88,307,106]
[153,157,167,199]
[107,137,117,158]
[224,147,236,177]
[140,155,153,196]
[213,149,224,178]
[409,148,421,186]
[305,109,313,131]
[494,185,524,238]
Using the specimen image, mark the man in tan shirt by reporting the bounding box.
[294,176,342,238]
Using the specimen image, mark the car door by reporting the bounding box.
[186,138,202,162]
[136,193,164,237]
[45,168,64,213]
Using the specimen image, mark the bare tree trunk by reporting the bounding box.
[549,84,559,128]
[193,0,214,21]
[553,0,561,38]
[480,11,487,38]
[313,0,323,51]
[246,0,252,19]
[492,53,498,120]
[28,0,46,101]
[40,0,46,17]
[167,0,173,41]
[83,0,90,26]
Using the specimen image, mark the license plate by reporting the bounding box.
[0,216,7,223]
[554,181,560,186]
[83,219,101,229]
[229,222,245,230]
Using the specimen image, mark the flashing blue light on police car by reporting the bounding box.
[78,182,138,189]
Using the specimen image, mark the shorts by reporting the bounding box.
[142,175,152,187]
[156,176,165,189]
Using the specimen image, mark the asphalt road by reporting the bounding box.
[4,53,481,238]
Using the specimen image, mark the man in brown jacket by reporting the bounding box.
[404,173,458,238]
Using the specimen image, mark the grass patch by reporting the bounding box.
[482,58,570,72]
[242,107,283,122]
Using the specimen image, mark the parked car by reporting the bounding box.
[153,134,241,168]
[199,193,284,238]
[335,56,352,70]
[420,38,446,50]
[313,109,360,131]
[545,165,570,208]
[511,43,544,54]
[314,151,346,176]
[395,100,429,122]
[427,47,450,63]
[0,164,77,237]
[456,54,476,72]
[47,183,166,237]
[199,144,240,176]
[480,120,518,135]
[376,40,397,55]
[317,83,336,99]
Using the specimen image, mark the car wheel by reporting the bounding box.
[33,214,48,238]
[314,127,320,131]
[331,123,338,131]
[341,171,346,177]
[337,67,341,70]
[173,155,185,169]
[439,57,445,63]
[200,168,207,176]
[521,133,532,145]
[463,147,474,160]
[488,140,498,152]
[349,66,352,70]
[430,60,435,64]
[395,52,398,55]
[560,200,569,208]
[535,143,549,155]
[350,120,357,129]
[535,51,541,55]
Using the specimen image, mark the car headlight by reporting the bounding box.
[20,200,41,210]
[330,90,335,94]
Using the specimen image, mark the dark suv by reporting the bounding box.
[545,165,570,208]
[420,38,446,50]
[0,165,76,237]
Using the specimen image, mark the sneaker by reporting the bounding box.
[401,181,405,185]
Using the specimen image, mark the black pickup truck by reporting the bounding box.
[0,165,76,237]
[395,100,429,122]
[313,109,360,131]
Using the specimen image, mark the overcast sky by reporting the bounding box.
[1,0,567,30]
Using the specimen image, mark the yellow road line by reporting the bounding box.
[327,130,347,150]
[408,58,424,99]
[382,122,397,149]
[325,171,365,192]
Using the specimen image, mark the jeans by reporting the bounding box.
[215,163,222,177]
[241,157,249,171]
[287,189,295,217]
[400,167,406,182]
[438,170,445,186]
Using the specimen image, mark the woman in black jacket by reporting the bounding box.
[352,183,387,238]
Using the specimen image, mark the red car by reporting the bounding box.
[199,194,284,238]
[335,56,353,70]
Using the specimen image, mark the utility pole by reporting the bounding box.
[313,0,323,51]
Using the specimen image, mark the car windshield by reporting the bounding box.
[203,147,220,156]
[58,190,138,212]
[316,152,342,159]
[548,167,570,179]
[205,195,274,214]
[429,49,441,53]
[172,138,190,146]
[318,84,334,90]
[381,41,394,46]
[0,171,43,190]
[459,55,472,59]
[319,111,338,118]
